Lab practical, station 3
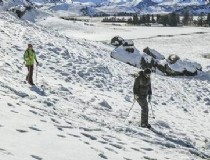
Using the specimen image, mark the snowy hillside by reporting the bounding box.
[174,4,210,15]
[71,0,208,7]
[46,1,210,15]
[1,10,210,160]
[2,0,210,16]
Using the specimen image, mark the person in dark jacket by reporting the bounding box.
[133,68,152,128]
[24,44,39,85]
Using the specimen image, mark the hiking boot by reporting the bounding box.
[141,124,151,129]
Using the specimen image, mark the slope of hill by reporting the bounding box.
[0,11,210,160]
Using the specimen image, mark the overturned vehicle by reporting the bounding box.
[111,38,202,76]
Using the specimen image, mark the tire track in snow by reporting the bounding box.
[130,31,210,41]
[97,31,210,43]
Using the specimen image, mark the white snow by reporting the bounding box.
[111,45,143,68]
[146,47,165,60]
[1,9,210,160]
[168,60,197,72]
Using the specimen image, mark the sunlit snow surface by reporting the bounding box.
[0,10,210,160]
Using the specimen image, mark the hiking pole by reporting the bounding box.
[149,102,155,119]
[36,64,38,84]
[124,99,136,122]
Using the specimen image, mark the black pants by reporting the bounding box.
[26,65,34,84]
[137,96,149,126]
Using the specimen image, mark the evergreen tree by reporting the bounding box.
[156,14,160,22]
[142,15,146,24]
[139,15,143,24]
[146,14,150,23]
[182,9,190,25]
[168,13,178,26]
[127,18,133,24]
[176,14,180,24]
[207,13,210,26]
[133,14,139,25]
[189,15,194,25]
[158,15,168,26]
[197,12,205,26]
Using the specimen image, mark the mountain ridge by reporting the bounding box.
[1,0,210,16]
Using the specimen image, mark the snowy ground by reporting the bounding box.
[1,11,210,160]
[37,15,210,67]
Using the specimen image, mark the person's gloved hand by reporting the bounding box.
[148,95,152,102]
[134,95,139,100]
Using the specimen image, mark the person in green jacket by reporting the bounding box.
[133,68,152,129]
[24,44,39,85]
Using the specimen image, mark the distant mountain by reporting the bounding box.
[72,0,210,15]
[1,0,210,16]
[174,3,210,15]
[72,0,144,6]
[72,0,208,6]
[135,0,210,14]
[136,0,158,10]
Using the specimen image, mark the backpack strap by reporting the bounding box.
[26,49,35,57]
[27,50,30,57]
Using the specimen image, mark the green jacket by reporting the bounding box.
[133,71,152,96]
[24,49,37,66]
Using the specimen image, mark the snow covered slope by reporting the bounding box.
[1,11,210,160]
[1,0,210,16]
